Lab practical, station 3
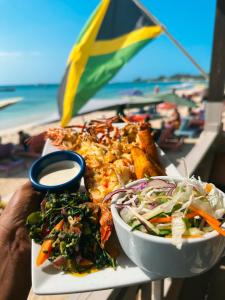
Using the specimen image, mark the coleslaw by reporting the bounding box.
[107,177,225,249]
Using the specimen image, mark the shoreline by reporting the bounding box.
[0,81,200,136]
[0,109,117,145]
[0,113,59,137]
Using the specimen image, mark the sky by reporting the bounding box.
[0,0,216,85]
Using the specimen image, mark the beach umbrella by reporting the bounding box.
[157,102,176,110]
[153,93,197,108]
[78,96,162,115]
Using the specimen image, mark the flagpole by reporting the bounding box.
[133,0,209,80]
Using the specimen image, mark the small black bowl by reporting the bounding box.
[29,150,85,192]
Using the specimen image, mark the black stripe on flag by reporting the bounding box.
[96,0,155,41]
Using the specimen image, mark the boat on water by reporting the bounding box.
[0,87,16,92]
[0,97,22,110]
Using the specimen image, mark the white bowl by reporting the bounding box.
[111,176,225,278]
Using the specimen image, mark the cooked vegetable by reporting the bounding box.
[112,177,225,249]
[27,192,116,273]
[36,219,64,266]
[131,147,161,178]
[138,123,160,163]
[138,123,165,174]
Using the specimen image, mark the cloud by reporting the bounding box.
[0,51,23,57]
[0,51,41,58]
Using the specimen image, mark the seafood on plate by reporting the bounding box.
[27,118,167,274]
[47,117,166,246]
[47,117,165,203]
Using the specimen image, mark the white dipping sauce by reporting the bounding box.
[38,160,80,186]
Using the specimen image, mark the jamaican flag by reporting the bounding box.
[59,0,163,126]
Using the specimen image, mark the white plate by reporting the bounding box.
[32,139,182,295]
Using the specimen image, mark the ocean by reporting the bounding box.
[0,81,190,131]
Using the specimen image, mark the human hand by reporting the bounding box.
[0,182,44,300]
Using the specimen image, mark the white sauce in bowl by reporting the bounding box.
[38,160,80,186]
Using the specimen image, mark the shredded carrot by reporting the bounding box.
[184,212,199,219]
[150,212,198,223]
[189,205,221,227]
[189,205,225,237]
[204,219,225,237]
[36,219,64,266]
[150,216,172,223]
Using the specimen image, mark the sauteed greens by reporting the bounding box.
[27,192,115,273]
[108,177,225,249]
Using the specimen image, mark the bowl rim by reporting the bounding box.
[29,150,85,191]
[111,176,224,244]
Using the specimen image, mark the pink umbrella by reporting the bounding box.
[157,102,176,110]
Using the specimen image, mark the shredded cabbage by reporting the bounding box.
[114,177,225,249]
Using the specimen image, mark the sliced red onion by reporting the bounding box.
[131,179,176,192]
[167,187,176,196]
[103,188,133,202]
[115,204,130,208]
[146,203,158,209]
[104,179,176,203]
[40,199,47,212]
[147,179,176,189]
[131,181,150,191]
[53,256,67,268]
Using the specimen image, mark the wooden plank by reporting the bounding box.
[177,131,218,175]
[119,285,139,300]
[163,278,172,297]
[164,279,184,300]
[174,256,225,300]
[151,280,163,300]
[208,0,225,103]
[177,270,214,300]
[205,0,225,132]
[207,257,225,300]
[140,283,151,300]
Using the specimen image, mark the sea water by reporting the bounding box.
[0,81,186,131]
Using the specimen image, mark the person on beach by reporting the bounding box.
[158,121,183,151]
[166,108,181,130]
[26,132,46,155]
[16,132,46,158]
[18,130,30,152]
[0,182,44,300]
[154,85,160,94]
[116,104,126,117]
